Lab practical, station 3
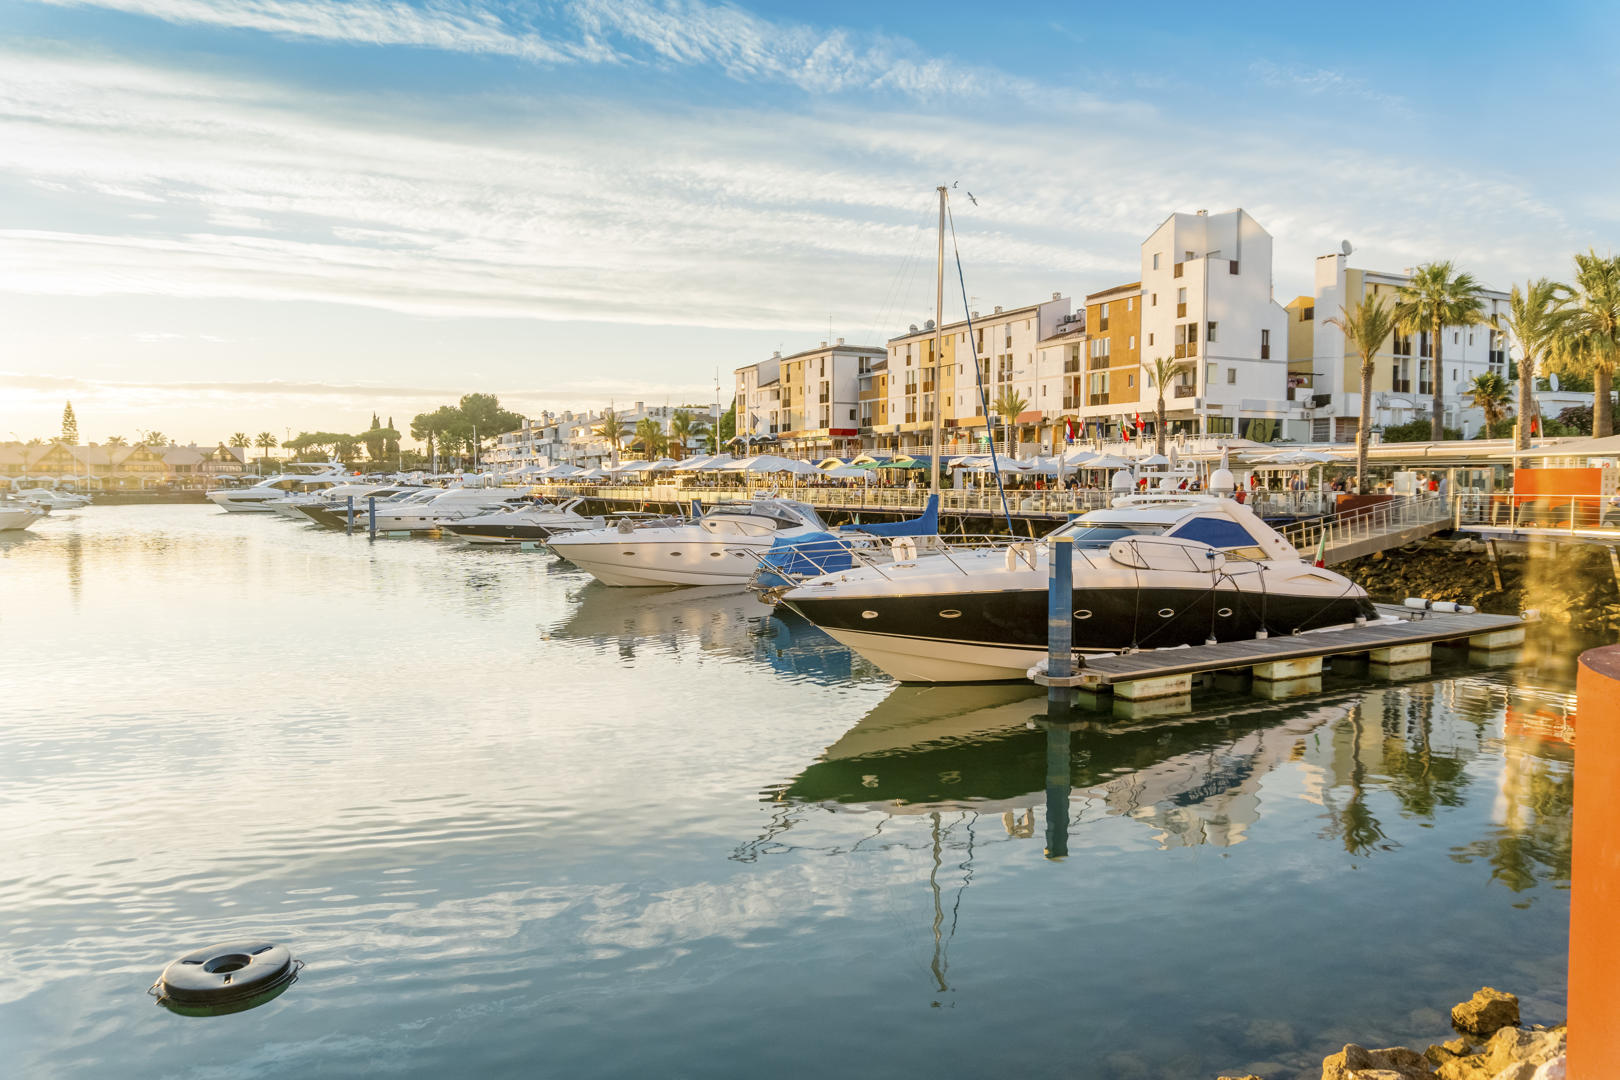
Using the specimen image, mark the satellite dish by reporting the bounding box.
[1550,372,1561,391]
[1340,239,1354,256]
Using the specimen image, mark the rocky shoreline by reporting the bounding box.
[1340,538,1620,636]
[1217,988,1564,1080]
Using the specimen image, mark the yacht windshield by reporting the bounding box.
[1048,522,1166,547]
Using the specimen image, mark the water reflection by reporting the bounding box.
[551,583,879,684]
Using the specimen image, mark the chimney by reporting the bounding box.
[836,337,844,346]
[993,305,1002,314]
[773,350,781,358]
[1052,291,1061,300]
[820,341,828,348]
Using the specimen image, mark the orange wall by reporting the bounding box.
[1570,645,1620,1076]
[1515,468,1604,496]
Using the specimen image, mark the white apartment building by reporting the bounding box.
[1138,209,1295,441]
[877,294,1072,456]
[734,339,882,458]
[489,402,713,469]
[1298,254,1513,440]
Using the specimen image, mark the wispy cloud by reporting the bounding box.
[36,0,1038,102]
[1249,59,1410,115]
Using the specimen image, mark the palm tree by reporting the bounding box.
[632,417,667,460]
[667,409,705,461]
[139,430,168,447]
[597,409,626,467]
[1394,261,1486,441]
[229,432,250,450]
[254,431,278,466]
[104,435,128,447]
[1149,356,1190,456]
[1552,251,1620,438]
[1495,279,1571,450]
[991,387,1028,458]
[1326,296,1398,492]
[1467,372,1512,438]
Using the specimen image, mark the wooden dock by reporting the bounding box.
[1034,607,1528,718]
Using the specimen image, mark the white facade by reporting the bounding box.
[1138,209,1295,440]
[734,339,881,456]
[1308,255,1512,439]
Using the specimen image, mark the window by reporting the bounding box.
[849,409,856,420]
[1454,332,1459,345]
[1207,363,1217,383]
[1129,335,1136,349]
[1127,373,1135,388]
[1177,287,1187,304]
[1147,333,1154,346]
[1152,253,1160,270]
[1127,297,1134,311]
[1227,368,1237,384]
[1207,321,1218,343]
[1301,306,1314,321]
[1260,329,1271,360]
[1184,250,1194,261]
[1171,516,1261,550]
[1229,260,1240,275]
[1151,293,1157,306]
[1206,417,1234,435]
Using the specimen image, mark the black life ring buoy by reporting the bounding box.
[153,942,299,1008]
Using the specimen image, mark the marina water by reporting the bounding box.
[0,507,1576,1079]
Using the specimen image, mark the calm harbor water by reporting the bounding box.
[0,506,1577,1079]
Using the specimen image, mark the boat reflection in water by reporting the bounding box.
[769,684,1359,852]
[549,581,883,685]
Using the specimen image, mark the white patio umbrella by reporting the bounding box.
[1078,454,1133,470]
[1135,453,1170,467]
[823,465,874,480]
[542,463,582,478]
[573,467,608,480]
[673,455,719,472]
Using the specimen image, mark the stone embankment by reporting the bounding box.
[1215,987,1564,1080]
[1340,538,1620,635]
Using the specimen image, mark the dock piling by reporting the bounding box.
[1047,536,1073,710]
[346,495,355,533]
[367,496,376,541]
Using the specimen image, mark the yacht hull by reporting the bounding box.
[785,585,1377,683]
[0,508,42,531]
[551,539,769,587]
[207,493,280,512]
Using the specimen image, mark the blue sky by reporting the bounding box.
[2,0,1617,443]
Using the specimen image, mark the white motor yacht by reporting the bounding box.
[780,491,1379,683]
[370,487,533,533]
[206,463,350,512]
[546,498,831,587]
[441,497,605,544]
[18,489,91,511]
[0,500,45,531]
[270,481,404,520]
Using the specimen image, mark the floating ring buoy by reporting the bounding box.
[151,942,299,1010]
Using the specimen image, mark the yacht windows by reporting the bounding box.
[1169,516,1262,550]
[1050,523,1166,547]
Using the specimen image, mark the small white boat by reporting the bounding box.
[0,502,45,531]
[18,489,91,510]
[547,498,830,587]
[441,498,605,544]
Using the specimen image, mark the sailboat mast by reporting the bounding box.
[931,184,945,496]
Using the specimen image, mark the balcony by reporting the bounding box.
[818,393,829,403]
[1088,355,1109,370]
[1173,384,1196,398]
[1063,359,1080,373]
[1173,262,1184,278]
[1393,380,1412,394]
[1173,342,1199,359]
[1062,397,1081,410]
[1176,303,1187,318]
[1088,393,1108,407]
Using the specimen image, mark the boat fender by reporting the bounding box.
[151,942,300,1007]
[1402,597,1433,610]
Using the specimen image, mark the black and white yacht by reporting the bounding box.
[441,498,604,544]
[779,489,1378,683]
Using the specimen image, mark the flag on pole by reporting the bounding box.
[1312,531,1327,569]
[1134,411,1144,434]
[1064,418,1075,444]
[1122,424,1132,443]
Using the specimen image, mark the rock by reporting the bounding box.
[1215,1075,1265,1080]
[1451,988,1520,1036]
[1321,1043,1432,1080]
[1443,1039,1471,1056]
[1529,1054,1565,1080]
[1435,1026,1565,1080]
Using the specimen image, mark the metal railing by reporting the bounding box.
[1454,493,1620,534]
[544,481,1114,518]
[1277,493,1453,556]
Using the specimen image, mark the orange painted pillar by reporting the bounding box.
[1570,645,1620,1075]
